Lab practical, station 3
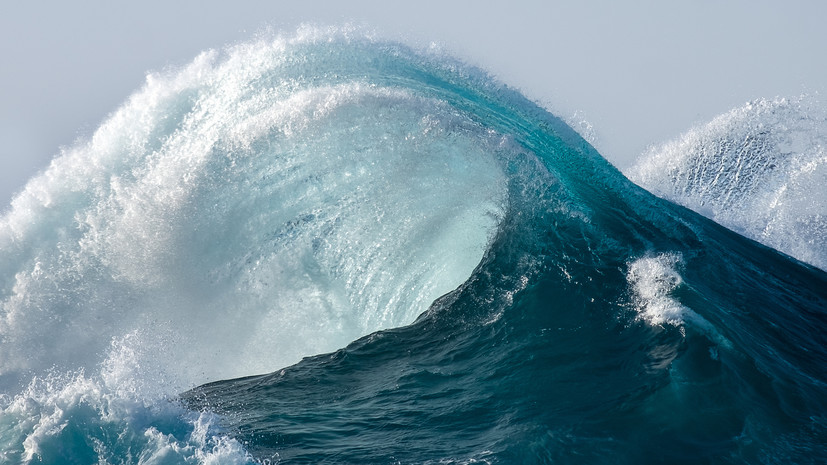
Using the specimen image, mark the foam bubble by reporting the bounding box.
[626,253,688,327]
[626,253,731,350]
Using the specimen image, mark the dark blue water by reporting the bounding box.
[2,28,825,464]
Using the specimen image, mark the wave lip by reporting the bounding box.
[628,96,827,270]
[0,33,509,390]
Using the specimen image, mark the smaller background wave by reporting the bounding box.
[628,96,827,271]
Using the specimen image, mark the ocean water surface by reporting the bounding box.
[1,27,825,464]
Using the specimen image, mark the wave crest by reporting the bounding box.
[0,33,509,390]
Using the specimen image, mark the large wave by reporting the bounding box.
[628,96,827,270]
[0,28,510,463]
[1,27,825,464]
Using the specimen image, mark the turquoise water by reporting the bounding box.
[1,28,825,464]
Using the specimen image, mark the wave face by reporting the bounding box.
[628,97,827,270]
[3,28,827,464]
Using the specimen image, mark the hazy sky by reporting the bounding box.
[2,1,825,207]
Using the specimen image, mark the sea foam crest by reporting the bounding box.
[628,96,827,270]
[0,31,508,392]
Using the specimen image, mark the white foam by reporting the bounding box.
[627,253,732,350]
[0,337,253,464]
[628,96,827,270]
[626,253,689,327]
